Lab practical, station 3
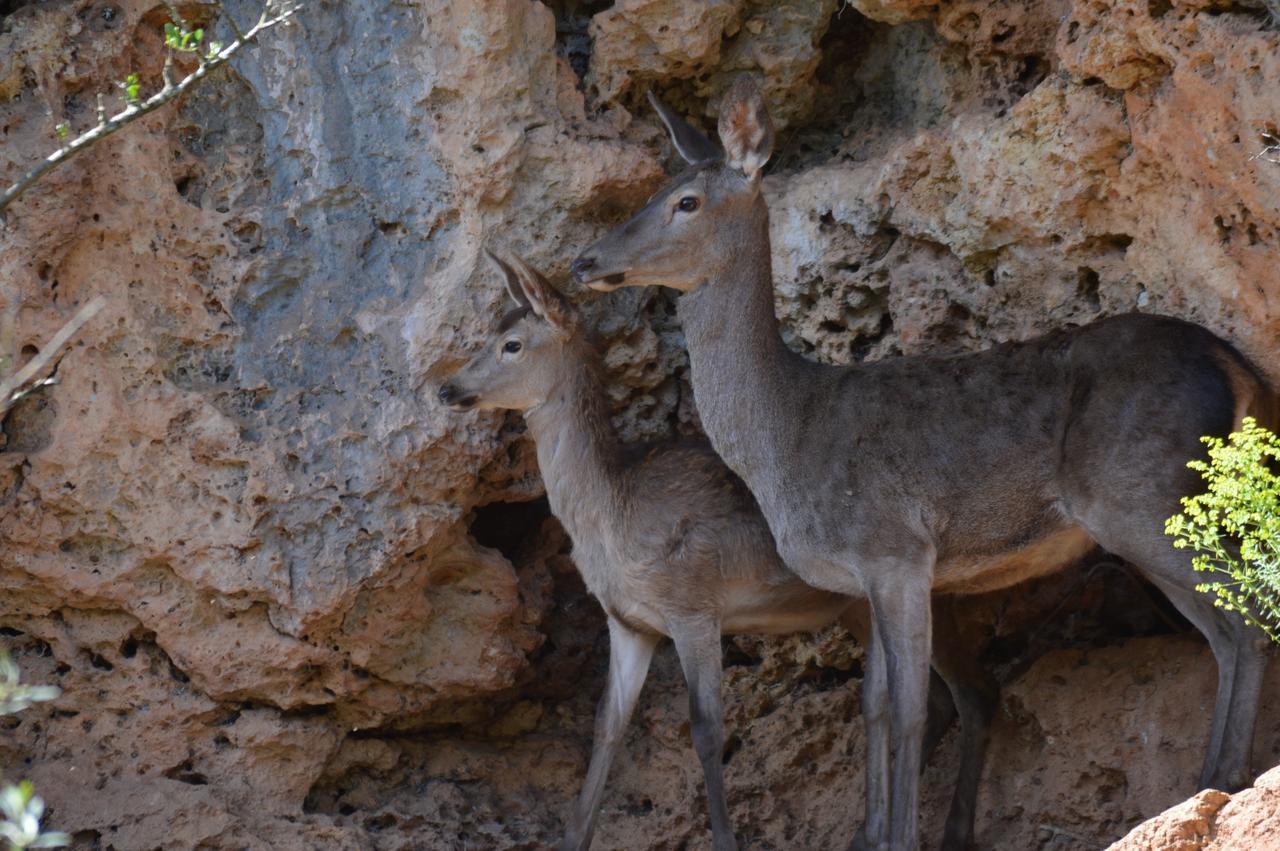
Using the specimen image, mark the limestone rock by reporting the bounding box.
[1108,765,1280,850]
[1,0,1278,847]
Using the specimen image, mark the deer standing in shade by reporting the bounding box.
[570,76,1278,851]
[438,251,998,851]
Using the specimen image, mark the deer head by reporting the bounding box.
[437,251,579,412]
[570,75,775,294]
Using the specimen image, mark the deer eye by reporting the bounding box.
[677,196,700,213]
[502,340,523,354]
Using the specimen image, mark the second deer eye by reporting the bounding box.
[677,196,700,212]
[503,340,522,354]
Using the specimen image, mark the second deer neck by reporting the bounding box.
[677,200,813,482]
[523,346,626,546]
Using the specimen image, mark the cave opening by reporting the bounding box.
[0,0,37,20]
[979,556,1194,683]
[469,495,552,564]
[545,0,614,83]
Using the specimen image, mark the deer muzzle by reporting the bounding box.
[570,254,627,290]
[437,382,478,411]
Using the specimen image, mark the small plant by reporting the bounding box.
[118,73,142,105]
[0,782,68,850]
[0,651,68,850]
[0,655,59,716]
[163,21,204,53]
[0,1,301,217]
[1166,417,1280,641]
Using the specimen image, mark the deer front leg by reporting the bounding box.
[870,568,933,851]
[842,603,962,851]
[844,602,890,851]
[671,618,738,851]
[562,617,659,851]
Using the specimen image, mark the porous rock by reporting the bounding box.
[1,0,1278,847]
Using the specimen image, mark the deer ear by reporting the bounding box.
[717,75,773,181]
[648,91,720,165]
[504,252,575,336]
[485,249,530,309]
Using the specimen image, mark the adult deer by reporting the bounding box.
[571,76,1278,850]
[438,251,998,851]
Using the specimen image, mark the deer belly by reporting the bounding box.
[721,581,851,635]
[933,525,1095,595]
[601,595,669,637]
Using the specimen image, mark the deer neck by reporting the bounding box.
[677,199,809,485]
[523,344,626,550]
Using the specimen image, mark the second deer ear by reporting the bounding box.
[485,249,530,309]
[717,75,773,182]
[648,91,720,165]
[505,252,576,337]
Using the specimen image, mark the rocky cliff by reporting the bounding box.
[1,0,1277,848]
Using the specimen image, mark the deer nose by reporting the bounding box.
[438,383,478,410]
[570,255,597,282]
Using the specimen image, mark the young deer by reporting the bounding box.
[571,77,1279,851]
[438,251,998,851]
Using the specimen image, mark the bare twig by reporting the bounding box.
[219,2,252,46]
[161,0,191,32]
[0,1,300,216]
[0,296,106,416]
[1037,823,1095,846]
[1251,128,1280,165]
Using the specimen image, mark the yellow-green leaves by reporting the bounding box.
[163,22,204,52]
[1166,417,1280,641]
[119,73,141,104]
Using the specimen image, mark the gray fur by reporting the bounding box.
[440,251,997,851]
[573,76,1278,851]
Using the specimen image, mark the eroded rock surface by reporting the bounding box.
[1,0,1278,848]
[1108,763,1280,851]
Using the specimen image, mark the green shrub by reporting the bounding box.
[1166,416,1280,641]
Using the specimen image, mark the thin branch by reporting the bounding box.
[1252,130,1280,165]
[0,1,300,216]
[220,1,252,45]
[1253,145,1280,166]
[0,296,106,415]
[161,0,191,32]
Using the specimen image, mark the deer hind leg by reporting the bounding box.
[671,617,738,851]
[930,597,998,851]
[1146,575,1267,792]
[1215,625,1269,792]
[1215,622,1268,792]
[562,617,659,851]
[1088,525,1263,793]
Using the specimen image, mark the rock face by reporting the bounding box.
[0,0,1277,848]
[1108,763,1280,851]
